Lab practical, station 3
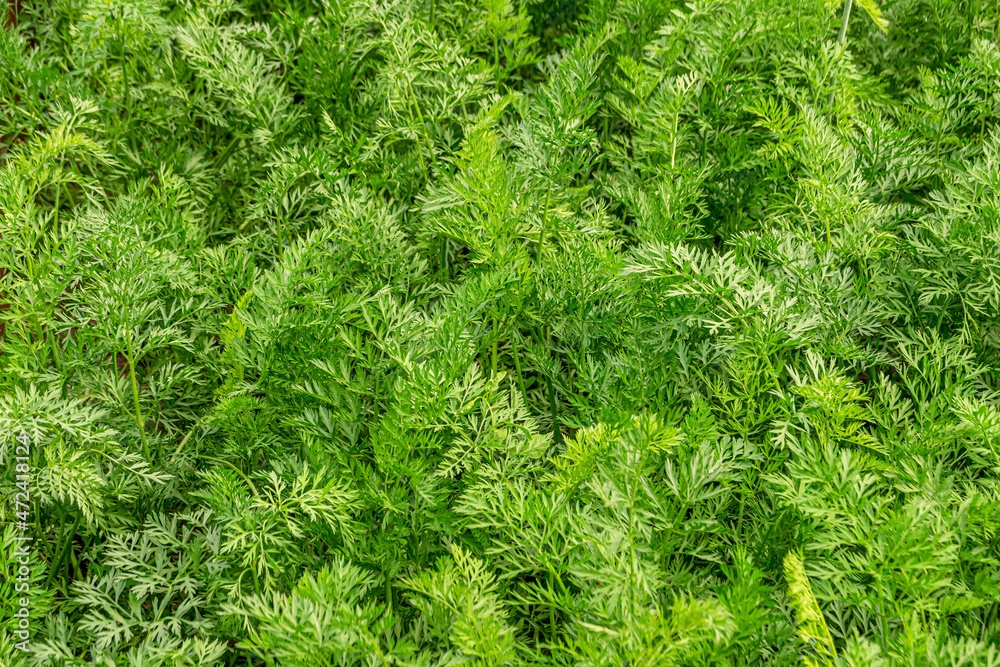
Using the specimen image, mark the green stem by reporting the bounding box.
[45,512,80,589]
[34,501,53,565]
[510,331,527,399]
[33,318,54,369]
[125,325,150,462]
[549,569,558,642]
[214,134,242,170]
[737,497,745,542]
[119,30,129,114]
[935,299,948,332]
[546,373,562,445]
[494,28,501,91]
[47,316,61,371]
[202,456,259,495]
[537,145,566,267]
[173,421,200,456]
[670,109,679,170]
[829,0,853,111]
[440,237,448,278]
[407,77,433,180]
[837,0,853,46]
[491,316,499,377]
[250,566,261,596]
[53,182,60,235]
[277,215,283,258]
[538,180,553,266]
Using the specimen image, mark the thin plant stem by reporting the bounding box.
[546,373,562,445]
[491,316,499,376]
[538,179,553,266]
[838,0,853,45]
[494,24,501,91]
[407,77,433,180]
[510,331,527,399]
[829,0,853,111]
[45,511,80,589]
[125,319,150,462]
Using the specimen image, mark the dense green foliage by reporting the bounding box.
[2,0,1000,664]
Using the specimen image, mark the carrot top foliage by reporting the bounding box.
[1,0,1000,665]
